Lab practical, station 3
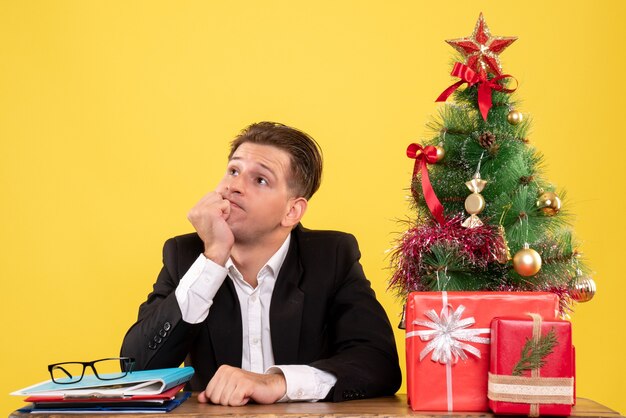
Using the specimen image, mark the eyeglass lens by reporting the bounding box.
[91,358,130,380]
[50,363,85,383]
[50,358,131,383]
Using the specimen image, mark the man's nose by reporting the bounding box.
[226,173,244,194]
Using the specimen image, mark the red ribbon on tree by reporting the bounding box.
[436,62,517,121]
[407,143,445,225]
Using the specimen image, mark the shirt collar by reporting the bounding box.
[225,233,292,279]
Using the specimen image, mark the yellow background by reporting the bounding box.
[1,1,624,415]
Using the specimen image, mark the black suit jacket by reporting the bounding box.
[120,225,401,401]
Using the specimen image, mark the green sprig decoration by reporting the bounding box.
[512,327,558,376]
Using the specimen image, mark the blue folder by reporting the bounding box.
[12,367,195,397]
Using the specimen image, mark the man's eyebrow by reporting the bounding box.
[230,156,277,178]
[258,163,276,176]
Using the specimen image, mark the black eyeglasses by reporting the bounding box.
[48,357,135,384]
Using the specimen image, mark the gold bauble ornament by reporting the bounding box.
[570,272,596,303]
[434,145,446,162]
[507,110,523,125]
[513,244,542,276]
[464,193,486,215]
[536,191,562,216]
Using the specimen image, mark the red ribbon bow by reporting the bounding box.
[407,143,445,225]
[436,62,517,121]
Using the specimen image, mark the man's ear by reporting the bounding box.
[282,197,308,228]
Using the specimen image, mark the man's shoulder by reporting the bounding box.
[292,226,363,277]
[295,224,355,240]
[167,232,203,244]
[294,225,358,251]
[163,232,204,255]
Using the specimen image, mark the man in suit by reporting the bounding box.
[120,121,401,406]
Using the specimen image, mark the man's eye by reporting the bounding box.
[229,168,238,176]
[256,177,268,185]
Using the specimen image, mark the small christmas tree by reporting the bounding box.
[389,13,596,317]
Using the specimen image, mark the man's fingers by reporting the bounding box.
[187,190,235,264]
[204,365,238,406]
[202,367,224,405]
[195,191,221,208]
[217,371,237,405]
[217,378,252,406]
[228,384,251,406]
[220,379,238,406]
[197,391,208,403]
[202,367,283,406]
[218,198,231,219]
[188,192,231,223]
[202,366,252,406]
[208,372,228,405]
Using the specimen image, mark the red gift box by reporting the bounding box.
[405,291,559,412]
[488,315,575,416]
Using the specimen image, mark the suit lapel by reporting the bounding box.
[270,230,304,365]
[207,277,243,367]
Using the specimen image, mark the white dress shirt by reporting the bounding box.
[174,234,336,401]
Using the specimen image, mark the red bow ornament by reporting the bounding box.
[436,62,517,121]
[407,143,445,225]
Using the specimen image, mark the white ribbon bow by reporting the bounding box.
[408,304,491,364]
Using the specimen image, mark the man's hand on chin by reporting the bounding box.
[187,191,234,266]
[198,365,287,406]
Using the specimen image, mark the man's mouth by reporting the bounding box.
[227,199,244,211]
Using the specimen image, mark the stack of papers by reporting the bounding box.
[11,366,194,414]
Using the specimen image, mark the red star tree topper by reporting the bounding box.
[446,13,517,76]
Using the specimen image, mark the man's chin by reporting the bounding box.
[226,220,246,239]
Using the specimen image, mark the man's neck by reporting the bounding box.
[230,230,291,288]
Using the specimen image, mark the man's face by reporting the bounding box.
[216,142,299,243]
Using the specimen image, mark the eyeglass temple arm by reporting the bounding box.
[54,366,74,379]
[121,358,136,374]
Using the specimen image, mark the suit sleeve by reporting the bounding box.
[120,238,203,370]
[309,234,402,401]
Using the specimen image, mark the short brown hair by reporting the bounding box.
[229,122,323,199]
